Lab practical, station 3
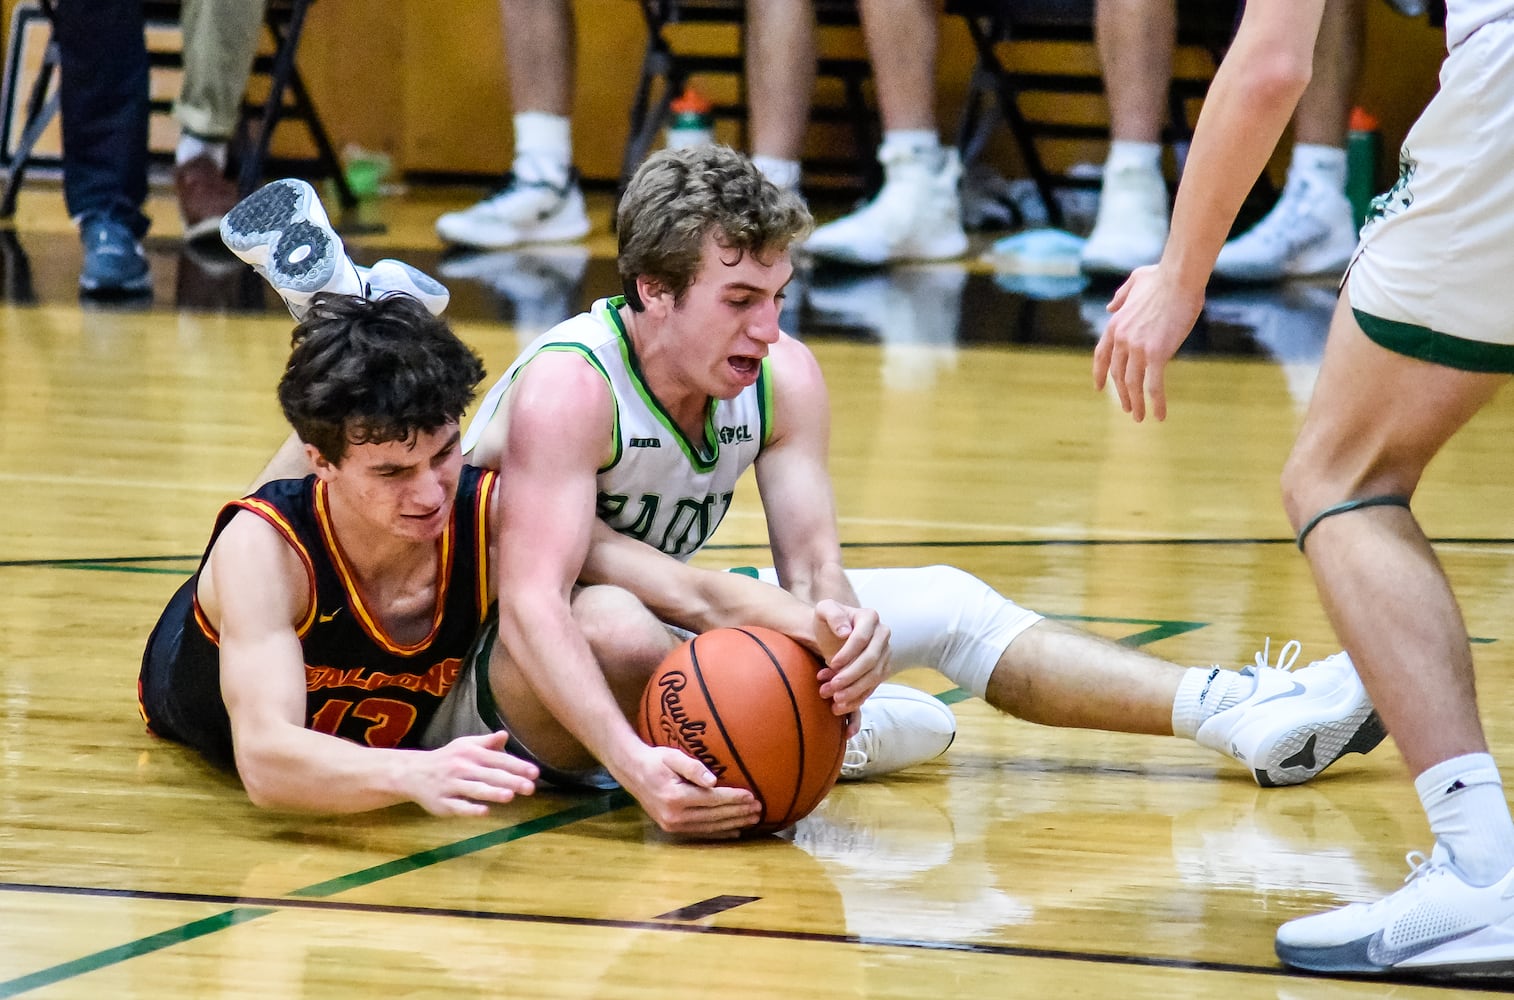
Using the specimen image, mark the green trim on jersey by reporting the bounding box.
[518,341,623,472]
[1355,308,1514,374]
[603,295,723,474]
[757,357,774,448]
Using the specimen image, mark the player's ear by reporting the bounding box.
[636,274,673,315]
[306,442,337,480]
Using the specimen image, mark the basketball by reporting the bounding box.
[636,626,848,834]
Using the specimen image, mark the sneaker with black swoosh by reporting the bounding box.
[1276,845,1514,975]
[1196,640,1386,787]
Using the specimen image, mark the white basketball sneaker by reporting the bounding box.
[1080,162,1170,277]
[220,178,362,320]
[1276,845,1514,975]
[435,172,591,250]
[1213,171,1359,282]
[803,145,969,266]
[361,258,450,316]
[839,683,957,780]
[1196,641,1386,787]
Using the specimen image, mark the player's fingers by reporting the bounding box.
[812,599,854,639]
[1121,345,1147,422]
[660,748,719,788]
[1147,362,1168,422]
[433,795,491,818]
[1107,278,1133,312]
[1092,331,1113,388]
[1108,344,1133,413]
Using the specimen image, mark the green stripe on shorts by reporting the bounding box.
[1355,308,1514,374]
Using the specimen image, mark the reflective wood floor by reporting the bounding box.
[2,184,1511,998]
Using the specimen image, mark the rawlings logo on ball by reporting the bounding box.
[653,671,728,779]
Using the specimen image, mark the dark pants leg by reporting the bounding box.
[53,0,151,239]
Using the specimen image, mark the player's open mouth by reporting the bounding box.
[729,355,761,379]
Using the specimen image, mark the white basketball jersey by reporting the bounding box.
[464,297,771,560]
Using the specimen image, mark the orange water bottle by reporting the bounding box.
[666,87,714,150]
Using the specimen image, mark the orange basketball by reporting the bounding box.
[636,626,847,834]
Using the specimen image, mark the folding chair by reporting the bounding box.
[947,0,1240,227]
[619,0,878,197]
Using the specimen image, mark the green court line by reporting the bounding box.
[0,908,275,998]
[0,794,633,997]
[291,791,631,898]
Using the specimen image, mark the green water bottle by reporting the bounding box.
[1346,107,1382,229]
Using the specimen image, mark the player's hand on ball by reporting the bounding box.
[622,745,762,839]
[811,599,891,716]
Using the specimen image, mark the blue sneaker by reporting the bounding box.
[79,216,151,295]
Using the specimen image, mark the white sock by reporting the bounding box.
[176,133,227,169]
[884,128,938,171]
[1288,143,1348,193]
[1104,140,1163,176]
[512,112,573,188]
[752,155,801,192]
[1416,753,1514,885]
[1171,666,1257,740]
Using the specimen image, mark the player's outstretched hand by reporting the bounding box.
[1092,264,1206,422]
[406,730,539,817]
[811,599,890,720]
[619,744,761,839]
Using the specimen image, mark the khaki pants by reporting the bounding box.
[173,0,266,140]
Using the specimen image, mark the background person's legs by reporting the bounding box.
[1213,0,1364,281]
[1080,0,1175,276]
[803,0,967,266]
[175,0,266,241]
[435,0,590,249]
[746,0,817,192]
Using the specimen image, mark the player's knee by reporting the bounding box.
[571,584,675,684]
[908,564,989,600]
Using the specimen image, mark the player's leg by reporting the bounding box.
[435,0,589,249]
[1272,22,1514,970]
[1274,289,1514,977]
[843,564,1382,787]
[745,0,816,192]
[425,586,675,788]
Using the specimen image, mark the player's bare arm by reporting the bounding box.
[579,523,892,709]
[493,353,761,836]
[207,512,537,816]
[751,334,887,713]
[1095,0,1326,422]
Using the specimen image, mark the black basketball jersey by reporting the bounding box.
[138,465,496,763]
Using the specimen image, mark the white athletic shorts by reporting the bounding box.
[1345,15,1514,371]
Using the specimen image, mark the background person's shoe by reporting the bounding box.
[804,146,969,266]
[435,173,591,250]
[1079,163,1169,277]
[79,216,151,296]
[1214,172,1358,282]
[174,155,240,244]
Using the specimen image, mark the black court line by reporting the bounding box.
[7,534,1513,570]
[654,895,761,921]
[0,881,1503,994]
